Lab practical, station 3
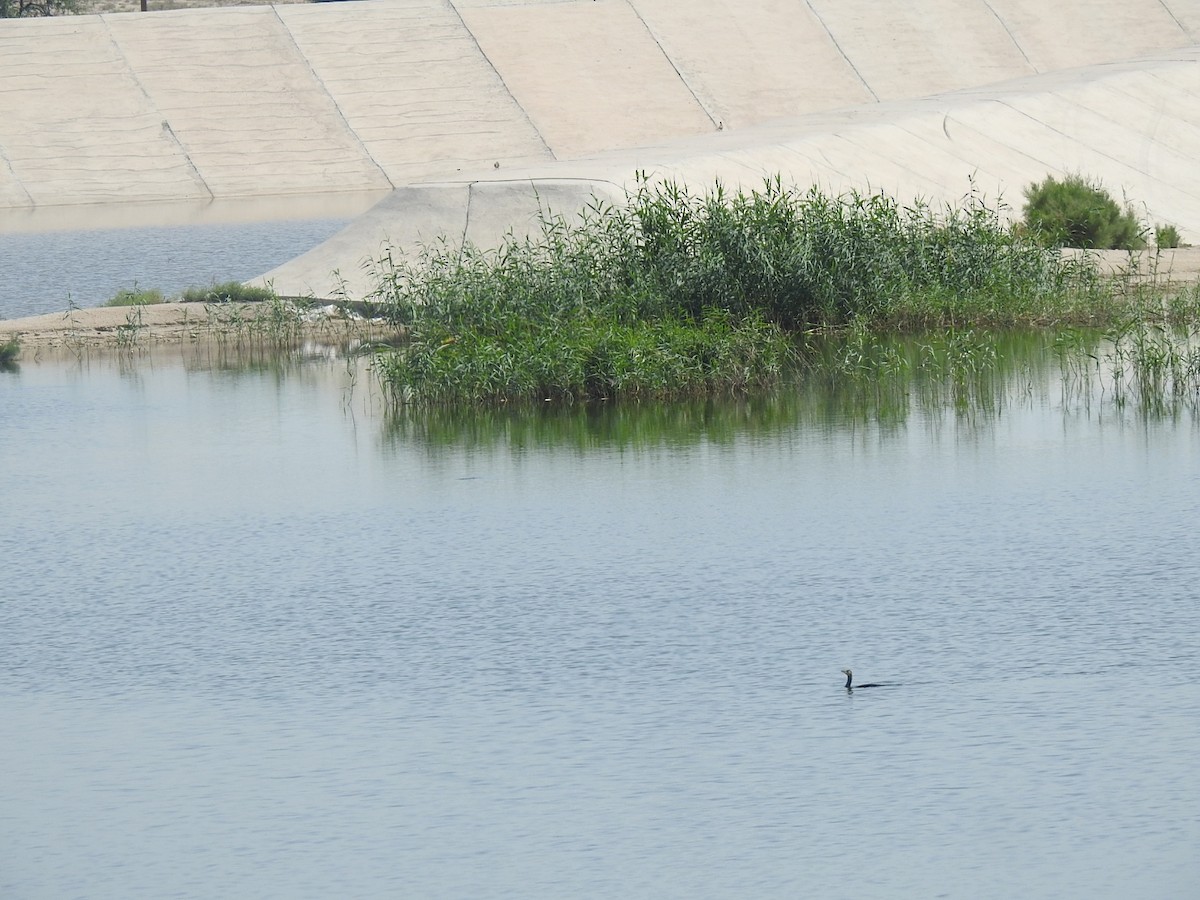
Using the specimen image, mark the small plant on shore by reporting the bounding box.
[180,281,277,304]
[193,290,324,350]
[104,286,165,307]
[1022,174,1145,250]
[115,304,145,349]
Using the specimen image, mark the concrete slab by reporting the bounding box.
[804,0,1035,100]
[276,0,552,182]
[455,0,716,158]
[630,0,873,127]
[0,16,206,206]
[106,7,389,197]
[989,0,1191,71]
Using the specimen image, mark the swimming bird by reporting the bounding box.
[842,668,885,689]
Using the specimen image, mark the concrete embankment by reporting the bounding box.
[4,0,1200,301]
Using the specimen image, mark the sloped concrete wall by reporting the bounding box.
[4,0,1200,209]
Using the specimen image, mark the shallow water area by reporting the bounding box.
[1,342,1198,899]
[0,193,383,320]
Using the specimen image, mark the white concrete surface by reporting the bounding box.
[4,0,1200,301]
[259,47,1200,301]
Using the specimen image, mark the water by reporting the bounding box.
[0,198,376,320]
[2,345,1198,899]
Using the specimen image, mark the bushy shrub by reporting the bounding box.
[1156,224,1184,249]
[1022,174,1145,250]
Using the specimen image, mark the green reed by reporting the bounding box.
[368,177,1167,406]
[1106,320,1200,412]
[376,310,793,404]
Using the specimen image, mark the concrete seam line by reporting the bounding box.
[624,0,721,131]
[1155,0,1192,40]
[270,4,393,189]
[801,0,879,103]
[0,136,35,209]
[1050,88,1200,202]
[977,0,1036,73]
[100,12,214,201]
[446,0,555,160]
[994,96,1186,186]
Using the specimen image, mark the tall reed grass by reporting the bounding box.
[1105,321,1200,413]
[368,177,1137,405]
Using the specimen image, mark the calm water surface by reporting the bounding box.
[0,211,356,320]
[1,345,1198,899]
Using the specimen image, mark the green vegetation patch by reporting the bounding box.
[1022,174,1145,250]
[378,310,792,404]
[371,177,1115,405]
[104,287,166,307]
[180,281,278,304]
[1156,224,1184,250]
[0,337,19,367]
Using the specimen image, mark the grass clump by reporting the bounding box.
[1,337,19,367]
[104,286,165,307]
[180,281,277,304]
[1022,174,1145,250]
[371,176,1115,406]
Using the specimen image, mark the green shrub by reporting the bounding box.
[1156,224,1184,249]
[104,287,165,307]
[1022,174,1145,250]
[180,281,277,304]
[0,337,19,366]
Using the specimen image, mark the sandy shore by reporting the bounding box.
[0,302,401,352]
[1076,247,1200,282]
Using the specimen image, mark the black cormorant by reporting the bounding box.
[842,669,885,689]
